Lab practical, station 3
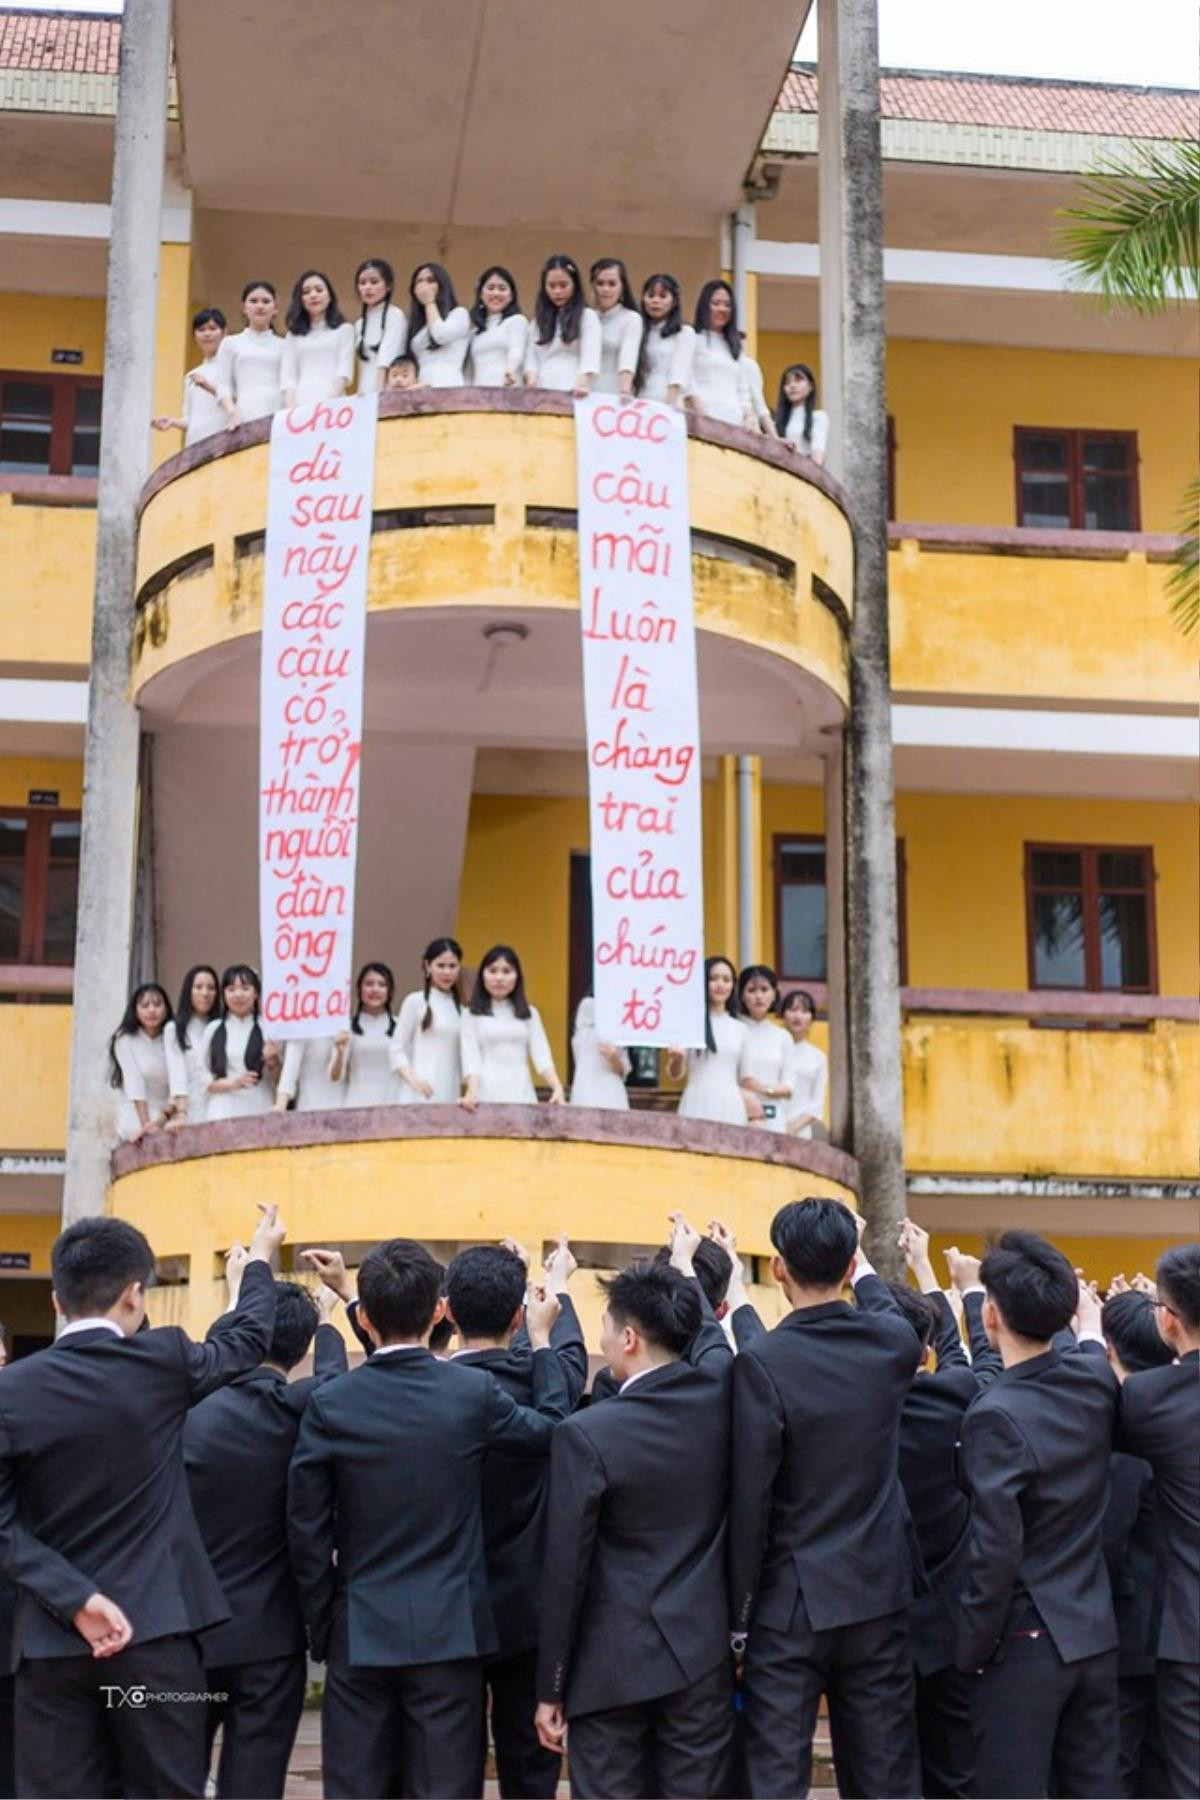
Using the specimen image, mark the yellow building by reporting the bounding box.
[0,6,1195,1346]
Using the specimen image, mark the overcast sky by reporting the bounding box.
[17,0,1200,90]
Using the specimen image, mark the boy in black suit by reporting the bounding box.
[443,1235,586,1799]
[536,1257,733,1799]
[729,1197,921,1800]
[288,1237,571,1800]
[0,1205,283,1800]
[1114,1243,1200,1799]
[955,1230,1120,1799]
[185,1264,348,1799]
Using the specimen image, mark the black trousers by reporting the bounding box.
[15,1632,207,1800]
[741,1604,920,1799]
[0,1672,14,1800]
[203,1652,306,1800]
[322,1649,485,1800]
[969,1611,1119,1799]
[486,1646,561,1800]
[1116,1672,1167,1799]
[567,1661,733,1800]
[1156,1659,1200,1800]
[916,1664,975,1798]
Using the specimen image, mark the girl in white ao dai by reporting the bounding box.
[353,258,407,396]
[688,280,754,429]
[408,263,472,388]
[781,989,829,1138]
[569,998,630,1110]
[635,274,695,407]
[590,258,644,398]
[737,965,795,1133]
[151,309,226,449]
[461,945,565,1108]
[109,983,173,1142]
[667,956,755,1126]
[203,965,274,1122]
[216,282,285,426]
[775,363,830,465]
[391,937,465,1104]
[344,962,402,1107]
[467,267,528,387]
[280,270,356,406]
[274,1036,347,1113]
[164,963,220,1127]
[523,254,600,396]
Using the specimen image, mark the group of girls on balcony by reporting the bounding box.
[108,944,827,1142]
[153,256,829,461]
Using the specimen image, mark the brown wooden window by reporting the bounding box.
[0,810,81,968]
[0,372,102,478]
[773,834,908,982]
[1025,844,1156,993]
[1014,428,1139,531]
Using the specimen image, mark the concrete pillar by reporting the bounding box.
[822,741,851,1146]
[817,0,906,1272]
[711,756,740,957]
[62,0,171,1225]
[736,755,763,969]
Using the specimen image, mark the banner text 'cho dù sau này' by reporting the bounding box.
[575,395,706,1049]
[259,395,378,1035]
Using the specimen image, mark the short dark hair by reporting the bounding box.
[358,1239,444,1342]
[601,1262,700,1357]
[51,1217,154,1319]
[651,1239,733,1313]
[267,1282,319,1370]
[445,1247,526,1340]
[980,1231,1077,1342]
[192,306,226,332]
[770,1198,858,1288]
[1101,1290,1174,1372]
[1156,1243,1200,1332]
[882,1280,938,1356]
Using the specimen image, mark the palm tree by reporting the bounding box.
[1057,139,1199,633]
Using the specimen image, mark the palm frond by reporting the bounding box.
[1168,477,1199,639]
[1056,139,1200,315]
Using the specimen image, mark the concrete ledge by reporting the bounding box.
[112,1102,860,1191]
[889,521,1184,564]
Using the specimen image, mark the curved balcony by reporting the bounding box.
[111,1107,860,1337]
[132,390,854,740]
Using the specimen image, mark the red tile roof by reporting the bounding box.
[0,8,121,76]
[780,65,1199,140]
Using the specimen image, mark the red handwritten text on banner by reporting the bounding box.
[574,395,706,1048]
[259,395,378,1034]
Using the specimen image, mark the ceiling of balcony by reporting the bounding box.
[172,0,810,235]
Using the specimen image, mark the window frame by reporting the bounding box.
[772,832,908,984]
[0,806,82,966]
[1023,841,1158,996]
[1013,426,1141,532]
[0,370,103,479]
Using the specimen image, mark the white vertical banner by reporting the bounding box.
[575,395,706,1048]
[259,395,378,1037]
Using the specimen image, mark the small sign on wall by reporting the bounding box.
[0,1253,31,1271]
[28,790,59,806]
[51,349,84,366]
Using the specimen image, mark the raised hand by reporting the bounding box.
[500,1238,531,1273]
[249,1202,286,1263]
[944,1245,982,1291]
[224,1241,249,1305]
[299,1248,355,1302]
[524,1281,561,1347]
[668,1212,702,1276]
[543,1235,577,1294]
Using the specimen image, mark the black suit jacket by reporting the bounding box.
[589,1283,740,1402]
[453,1296,588,1658]
[729,1299,918,1636]
[1115,1351,1199,1663]
[184,1321,348,1667]
[538,1358,731,1716]
[0,1260,277,1659]
[1103,1451,1161,1678]
[955,1343,1118,1671]
[288,1346,570,1666]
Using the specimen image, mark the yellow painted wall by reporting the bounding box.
[0,1007,70,1152]
[0,757,83,808]
[924,1232,1186,1294]
[0,1213,59,1278]
[0,294,106,373]
[760,332,1197,534]
[0,495,95,670]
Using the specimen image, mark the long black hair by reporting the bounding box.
[207,965,264,1078]
[775,363,817,443]
[470,266,520,332]
[702,954,739,1053]
[108,983,174,1088]
[635,271,683,392]
[469,945,531,1020]
[737,964,781,1013]
[355,257,396,363]
[533,254,585,347]
[420,937,463,1031]
[781,988,818,1027]
[408,263,459,342]
[174,963,220,1053]
[285,270,344,336]
[352,961,397,1036]
[693,279,741,358]
[590,257,638,312]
